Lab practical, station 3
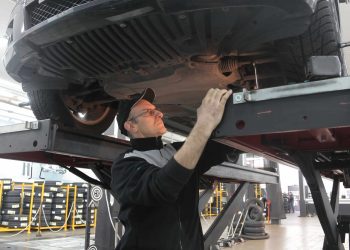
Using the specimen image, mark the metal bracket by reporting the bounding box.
[232,76,350,104]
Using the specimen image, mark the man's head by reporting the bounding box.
[117,88,167,138]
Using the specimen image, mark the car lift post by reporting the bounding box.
[266,161,285,224]
[327,176,341,248]
[95,190,121,250]
[299,169,307,217]
[292,153,344,250]
[85,184,92,250]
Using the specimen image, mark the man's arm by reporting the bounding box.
[111,156,194,206]
[172,139,232,175]
[174,88,232,170]
[197,141,233,174]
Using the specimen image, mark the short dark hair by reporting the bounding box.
[116,88,155,136]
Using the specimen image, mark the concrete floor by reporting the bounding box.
[231,214,349,250]
[0,228,93,250]
[202,213,349,250]
[0,213,348,249]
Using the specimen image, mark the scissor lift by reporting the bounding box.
[0,119,279,249]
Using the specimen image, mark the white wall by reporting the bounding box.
[0,158,87,183]
[279,163,349,199]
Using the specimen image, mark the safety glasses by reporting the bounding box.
[128,109,162,122]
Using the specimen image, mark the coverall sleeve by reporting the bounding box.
[197,140,232,175]
[111,156,194,206]
[171,140,232,175]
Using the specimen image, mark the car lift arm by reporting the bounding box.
[214,76,350,250]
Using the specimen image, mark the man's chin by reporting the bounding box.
[160,128,167,135]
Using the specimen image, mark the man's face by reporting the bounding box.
[125,99,167,138]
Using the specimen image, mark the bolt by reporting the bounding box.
[234,94,243,102]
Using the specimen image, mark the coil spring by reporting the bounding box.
[219,57,237,73]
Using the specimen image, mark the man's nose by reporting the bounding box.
[155,110,163,118]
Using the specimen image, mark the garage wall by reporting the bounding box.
[0,158,89,183]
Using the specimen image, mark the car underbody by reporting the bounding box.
[6,0,343,132]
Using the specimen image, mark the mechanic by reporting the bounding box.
[288,192,295,213]
[111,87,232,250]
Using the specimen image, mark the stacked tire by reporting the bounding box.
[0,179,11,192]
[67,183,91,226]
[1,189,28,228]
[242,198,269,240]
[23,188,53,227]
[81,185,96,225]
[46,181,67,227]
[50,188,68,227]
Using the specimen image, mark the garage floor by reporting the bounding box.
[0,228,92,250]
[0,214,348,250]
[202,213,350,250]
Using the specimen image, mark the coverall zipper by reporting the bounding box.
[178,207,183,250]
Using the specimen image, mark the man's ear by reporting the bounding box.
[124,120,137,134]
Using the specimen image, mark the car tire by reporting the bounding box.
[277,0,346,82]
[243,226,266,234]
[246,204,264,222]
[27,89,117,134]
[244,198,264,210]
[244,220,265,228]
[241,233,270,240]
[3,197,21,203]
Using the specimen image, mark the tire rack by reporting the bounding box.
[0,182,72,233]
[0,182,97,233]
[29,183,70,233]
[68,185,97,230]
[0,182,32,233]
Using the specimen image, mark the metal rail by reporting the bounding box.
[0,119,279,184]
